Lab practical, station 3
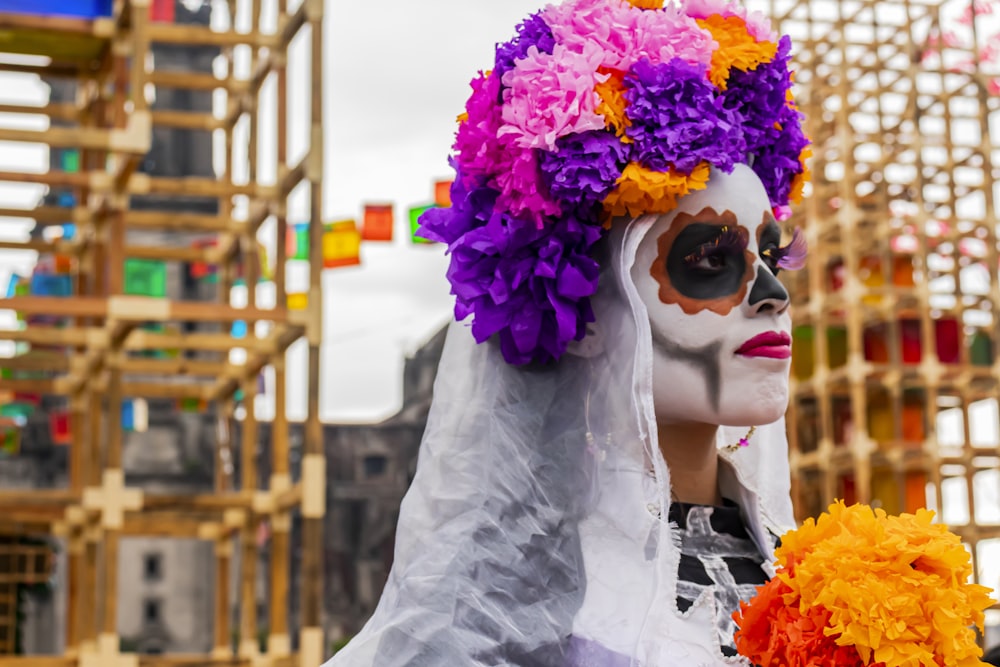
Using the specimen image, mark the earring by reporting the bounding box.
[724,426,756,453]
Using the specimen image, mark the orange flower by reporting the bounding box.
[625,0,664,8]
[595,68,632,140]
[602,162,709,219]
[735,501,995,667]
[697,15,778,89]
[788,146,812,204]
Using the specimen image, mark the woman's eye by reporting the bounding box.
[686,248,727,272]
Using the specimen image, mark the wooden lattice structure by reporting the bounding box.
[759,0,1000,619]
[0,1,327,665]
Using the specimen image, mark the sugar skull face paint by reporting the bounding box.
[632,164,793,427]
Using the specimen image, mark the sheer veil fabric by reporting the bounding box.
[321,216,796,666]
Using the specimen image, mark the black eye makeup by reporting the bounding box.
[757,217,783,275]
[683,225,750,275]
[649,206,757,315]
[666,222,752,300]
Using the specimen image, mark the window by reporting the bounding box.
[143,598,162,624]
[143,553,163,582]
[363,455,388,478]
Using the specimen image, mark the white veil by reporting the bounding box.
[322,216,795,666]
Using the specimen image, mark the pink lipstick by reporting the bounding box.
[736,331,792,359]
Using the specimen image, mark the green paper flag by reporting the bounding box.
[124,259,168,297]
[409,205,437,244]
[61,149,80,174]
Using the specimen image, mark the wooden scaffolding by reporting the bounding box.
[763,0,1000,618]
[0,0,327,665]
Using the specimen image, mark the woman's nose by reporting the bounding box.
[746,265,790,315]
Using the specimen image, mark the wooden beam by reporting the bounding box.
[0,658,76,667]
[147,69,241,92]
[150,109,224,131]
[132,174,264,198]
[0,296,287,324]
[0,353,70,373]
[118,358,227,377]
[141,493,254,514]
[121,514,214,538]
[125,330,271,353]
[147,23,276,49]
[0,327,92,347]
[136,657,251,667]
[0,118,146,154]
[0,170,92,189]
[0,102,77,121]
[0,205,84,224]
[126,209,238,234]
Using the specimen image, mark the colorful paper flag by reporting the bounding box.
[30,273,73,297]
[124,259,167,297]
[287,293,308,310]
[0,402,34,421]
[0,426,20,457]
[6,274,23,298]
[362,204,394,242]
[178,397,207,413]
[258,242,273,281]
[122,399,148,432]
[322,220,362,269]
[150,0,175,22]
[53,255,72,274]
[50,410,72,445]
[409,205,437,244]
[231,320,248,339]
[61,149,80,174]
[13,393,40,406]
[190,238,218,283]
[434,180,454,208]
[287,223,310,260]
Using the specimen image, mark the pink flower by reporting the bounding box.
[544,0,715,71]
[499,42,608,151]
[454,71,505,184]
[494,140,562,226]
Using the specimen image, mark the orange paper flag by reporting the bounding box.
[434,179,453,207]
[363,204,394,242]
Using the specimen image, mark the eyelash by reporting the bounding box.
[683,226,748,267]
[761,227,808,272]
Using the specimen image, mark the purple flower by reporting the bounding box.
[495,12,557,86]
[624,58,747,174]
[419,174,604,365]
[724,35,794,153]
[751,103,809,207]
[538,130,630,217]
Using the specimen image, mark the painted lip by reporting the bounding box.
[736,331,792,359]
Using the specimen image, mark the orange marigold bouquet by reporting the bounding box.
[733,501,996,667]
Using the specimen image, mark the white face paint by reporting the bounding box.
[630,164,792,427]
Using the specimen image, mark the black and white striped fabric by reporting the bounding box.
[668,499,771,658]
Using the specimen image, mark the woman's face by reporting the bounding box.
[631,164,793,427]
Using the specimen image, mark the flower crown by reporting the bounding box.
[419,0,811,365]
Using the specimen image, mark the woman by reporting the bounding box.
[323,0,809,664]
